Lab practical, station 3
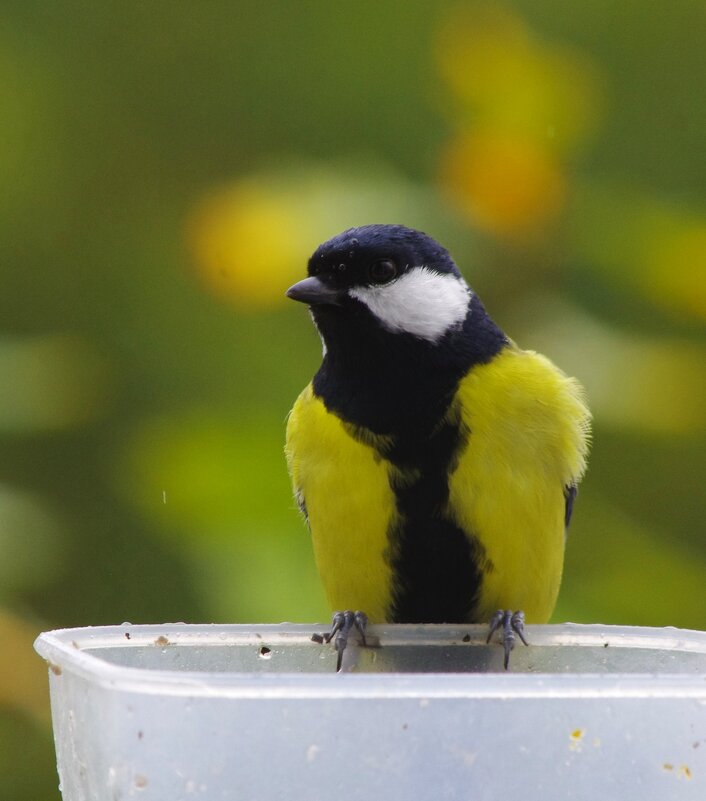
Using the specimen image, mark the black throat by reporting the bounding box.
[312,293,507,436]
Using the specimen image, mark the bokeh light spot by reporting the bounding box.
[435,4,603,153]
[186,181,314,310]
[644,223,706,320]
[0,609,52,724]
[440,131,566,239]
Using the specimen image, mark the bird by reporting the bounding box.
[284,224,590,669]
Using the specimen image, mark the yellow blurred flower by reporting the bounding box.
[435,4,602,154]
[435,4,602,243]
[440,130,566,240]
[0,608,50,724]
[186,180,315,310]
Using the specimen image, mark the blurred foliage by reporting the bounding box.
[1,2,704,797]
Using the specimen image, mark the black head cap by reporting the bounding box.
[307,224,461,286]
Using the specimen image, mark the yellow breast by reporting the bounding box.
[286,384,397,621]
[448,345,590,622]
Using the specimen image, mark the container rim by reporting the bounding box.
[34,622,706,700]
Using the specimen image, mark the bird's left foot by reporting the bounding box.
[313,610,368,671]
[487,610,528,669]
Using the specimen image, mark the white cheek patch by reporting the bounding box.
[349,267,471,342]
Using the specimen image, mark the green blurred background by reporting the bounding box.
[2,1,705,796]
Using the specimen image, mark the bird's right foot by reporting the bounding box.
[487,609,528,669]
[312,610,368,671]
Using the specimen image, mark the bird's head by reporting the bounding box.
[286,225,472,345]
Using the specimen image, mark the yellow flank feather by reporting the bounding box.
[286,384,397,621]
[448,344,591,623]
[286,344,591,625]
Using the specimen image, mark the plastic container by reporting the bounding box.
[35,623,706,800]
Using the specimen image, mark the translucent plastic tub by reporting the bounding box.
[35,623,706,800]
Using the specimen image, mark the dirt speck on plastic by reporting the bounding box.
[569,728,585,751]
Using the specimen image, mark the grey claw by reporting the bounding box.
[317,610,368,671]
[486,609,529,670]
[353,611,368,646]
[511,611,528,646]
[486,609,505,643]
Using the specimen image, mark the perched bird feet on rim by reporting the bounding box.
[313,610,368,672]
[487,610,528,670]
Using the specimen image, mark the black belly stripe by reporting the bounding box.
[349,402,487,624]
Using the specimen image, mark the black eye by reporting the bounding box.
[368,259,398,284]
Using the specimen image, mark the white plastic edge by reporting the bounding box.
[34,622,706,701]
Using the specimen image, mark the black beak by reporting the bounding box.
[285,276,345,306]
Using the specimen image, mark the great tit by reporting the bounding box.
[285,224,590,669]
